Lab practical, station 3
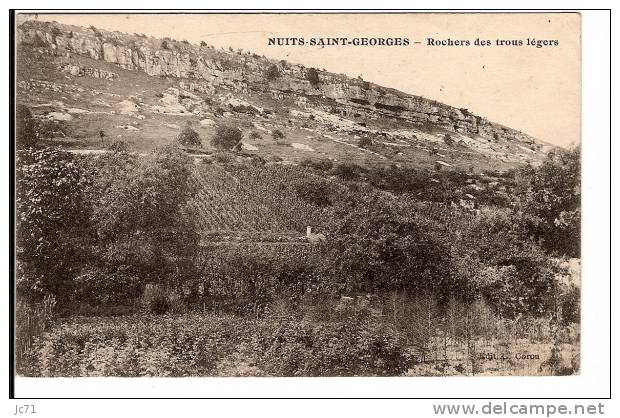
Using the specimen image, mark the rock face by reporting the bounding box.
[17,20,538,145]
[58,63,117,80]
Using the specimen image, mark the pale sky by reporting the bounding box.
[23,13,581,147]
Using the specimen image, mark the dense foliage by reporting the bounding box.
[16,147,93,301]
[15,143,581,376]
[23,314,409,377]
[306,67,320,87]
[176,126,201,147]
[515,147,581,257]
[211,125,242,150]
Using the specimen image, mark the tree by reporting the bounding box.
[89,145,199,281]
[306,68,320,87]
[211,125,242,150]
[325,189,452,295]
[515,147,581,257]
[16,147,93,300]
[16,104,37,149]
[177,126,201,147]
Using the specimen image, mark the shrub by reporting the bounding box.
[478,251,559,319]
[271,129,285,141]
[106,140,129,154]
[26,314,410,377]
[140,284,171,314]
[358,136,372,148]
[295,180,334,207]
[332,162,363,181]
[245,318,409,376]
[176,126,201,147]
[301,158,334,172]
[213,151,235,164]
[72,269,143,307]
[33,118,70,140]
[212,125,242,150]
[161,40,169,50]
[306,68,320,87]
[249,130,262,140]
[264,64,280,81]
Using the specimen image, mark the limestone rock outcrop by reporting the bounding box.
[17,20,539,145]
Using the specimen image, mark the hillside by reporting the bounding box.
[15,20,551,172]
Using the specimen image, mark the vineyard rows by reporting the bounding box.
[187,163,332,234]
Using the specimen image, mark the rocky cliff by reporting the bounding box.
[16,19,540,148]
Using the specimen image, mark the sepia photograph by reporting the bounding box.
[12,11,584,381]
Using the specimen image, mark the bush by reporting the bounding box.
[140,284,171,314]
[332,162,363,181]
[246,318,409,376]
[306,68,320,87]
[301,158,334,172]
[25,313,410,377]
[176,126,201,147]
[295,179,334,206]
[213,151,235,164]
[249,130,262,140]
[33,118,70,141]
[271,129,285,142]
[212,125,242,150]
[27,315,240,377]
[106,140,129,154]
[358,136,372,148]
[72,269,143,307]
[264,64,280,81]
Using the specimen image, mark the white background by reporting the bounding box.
[1,1,614,416]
